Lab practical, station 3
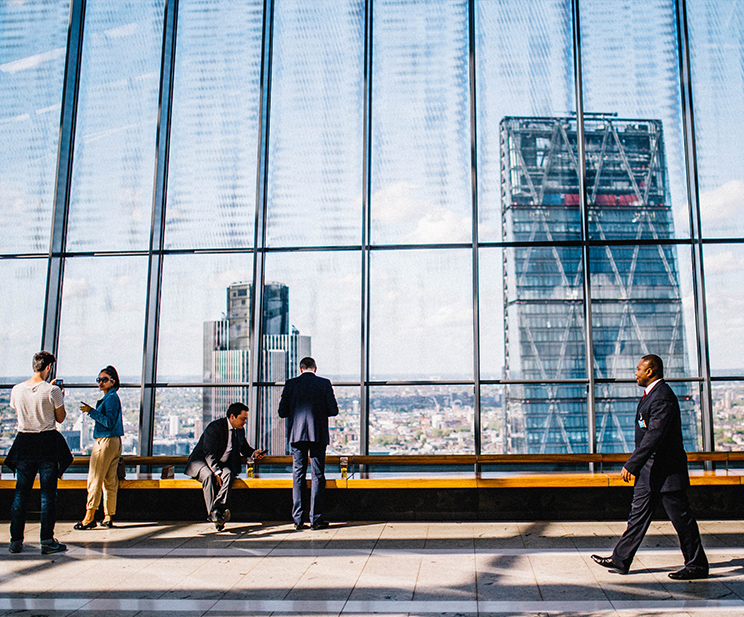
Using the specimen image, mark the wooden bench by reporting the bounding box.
[2,452,743,490]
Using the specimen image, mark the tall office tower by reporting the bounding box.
[501,115,697,454]
[203,281,310,453]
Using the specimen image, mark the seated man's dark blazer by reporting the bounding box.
[623,379,689,493]
[278,371,339,445]
[185,417,256,479]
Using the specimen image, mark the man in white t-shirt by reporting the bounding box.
[7,351,68,555]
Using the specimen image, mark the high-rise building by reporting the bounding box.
[501,115,697,454]
[203,281,310,453]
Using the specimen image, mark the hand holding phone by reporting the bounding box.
[80,401,93,413]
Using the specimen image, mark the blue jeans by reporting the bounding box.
[10,459,58,543]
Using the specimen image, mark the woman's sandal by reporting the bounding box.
[73,520,97,530]
[100,520,114,528]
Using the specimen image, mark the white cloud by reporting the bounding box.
[704,250,744,276]
[699,180,744,223]
[371,182,431,223]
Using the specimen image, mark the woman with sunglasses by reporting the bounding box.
[74,366,124,529]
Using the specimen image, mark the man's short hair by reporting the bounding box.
[32,351,56,373]
[641,354,664,379]
[299,357,316,371]
[226,402,249,418]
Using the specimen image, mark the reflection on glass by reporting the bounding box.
[704,244,744,374]
[369,385,474,454]
[688,0,744,238]
[369,249,473,381]
[165,0,263,249]
[476,0,575,242]
[580,0,689,239]
[56,256,148,381]
[58,387,139,455]
[591,244,696,380]
[371,0,471,245]
[478,248,505,380]
[0,259,47,381]
[595,382,700,453]
[712,381,744,452]
[263,251,361,382]
[266,0,364,247]
[480,384,505,454]
[66,0,164,251]
[0,0,69,254]
[158,254,254,382]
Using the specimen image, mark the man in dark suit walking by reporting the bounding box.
[592,354,708,579]
[186,402,265,530]
[278,357,339,530]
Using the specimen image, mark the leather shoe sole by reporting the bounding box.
[668,568,708,580]
[591,554,628,574]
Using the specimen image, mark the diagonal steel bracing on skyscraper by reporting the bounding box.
[500,116,697,455]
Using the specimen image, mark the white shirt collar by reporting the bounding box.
[644,378,661,396]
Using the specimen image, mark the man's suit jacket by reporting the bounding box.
[278,372,339,446]
[185,418,255,478]
[623,380,690,493]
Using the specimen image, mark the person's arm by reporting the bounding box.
[54,404,66,423]
[201,422,223,475]
[623,391,676,477]
[88,393,121,429]
[326,381,339,418]
[278,382,292,418]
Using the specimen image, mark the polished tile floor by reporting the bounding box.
[2,519,744,616]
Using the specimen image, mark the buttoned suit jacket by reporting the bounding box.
[623,380,690,493]
[185,418,255,478]
[278,372,339,446]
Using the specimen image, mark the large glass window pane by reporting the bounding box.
[0,259,47,383]
[478,248,505,381]
[56,256,148,381]
[504,383,588,454]
[712,381,744,452]
[158,253,255,384]
[58,386,140,455]
[266,0,364,247]
[262,251,361,383]
[704,244,744,375]
[154,386,215,456]
[66,0,164,251]
[256,384,360,456]
[369,385,474,454]
[371,0,471,245]
[369,249,473,381]
[688,0,744,238]
[480,384,505,454]
[580,0,690,240]
[595,382,700,453]
[165,0,263,250]
[591,244,697,380]
[0,0,69,254]
[475,0,576,243]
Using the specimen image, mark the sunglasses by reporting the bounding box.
[96,376,112,383]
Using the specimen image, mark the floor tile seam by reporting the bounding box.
[338,536,376,614]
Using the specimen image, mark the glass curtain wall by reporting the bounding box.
[3,0,742,457]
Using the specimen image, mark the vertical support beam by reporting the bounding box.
[467,0,481,457]
[359,0,374,456]
[249,0,275,448]
[675,0,713,453]
[42,0,87,361]
[139,0,179,456]
[571,0,597,456]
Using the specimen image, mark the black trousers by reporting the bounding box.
[194,463,233,519]
[612,482,708,573]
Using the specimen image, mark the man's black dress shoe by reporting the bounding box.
[310,520,329,531]
[591,554,628,574]
[294,522,306,531]
[668,567,708,580]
